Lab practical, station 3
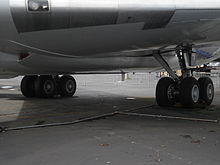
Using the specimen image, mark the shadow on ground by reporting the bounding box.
[0,88,219,129]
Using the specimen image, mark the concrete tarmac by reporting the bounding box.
[0,74,220,165]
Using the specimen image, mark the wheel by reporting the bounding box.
[156,77,176,107]
[198,77,214,105]
[20,76,38,98]
[34,76,56,98]
[59,75,77,97]
[179,77,200,108]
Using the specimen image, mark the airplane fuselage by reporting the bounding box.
[1,0,220,75]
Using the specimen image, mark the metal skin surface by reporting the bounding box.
[1,0,220,76]
[10,0,175,32]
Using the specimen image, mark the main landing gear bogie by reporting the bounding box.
[20,75,77,98]
[156,76,214,108]
[154,45,215,108]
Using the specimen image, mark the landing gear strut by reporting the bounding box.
[154,45,214,108]
[20,75,77,98]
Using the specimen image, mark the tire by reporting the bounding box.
[34,76,56,98]
[180,77,200,108]
[59,75,77,97]
[20,76,38,98]
[198,77,214,105]
[156,77,175,107]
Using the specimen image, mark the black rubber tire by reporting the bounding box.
[59,75,77,97]
[156,77,175,107]
[20,76,38,98]
[179,77,200,108]
[198,77,214,105]
[34,76,56,98]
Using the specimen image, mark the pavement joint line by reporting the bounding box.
[2,112,118,132]
[0,105,155,133]
[0,104,219,133]
[0,105,155,119]
[117,112,219,123]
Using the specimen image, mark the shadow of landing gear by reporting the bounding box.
[0,84,219,132]
[0,88,155,129]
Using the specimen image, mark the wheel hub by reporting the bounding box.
[167,84,175,101]
[44,80,54,94]
[65,80,75,93]
[192,84,199,103]
[207,83,214,100]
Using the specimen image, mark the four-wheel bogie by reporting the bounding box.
[156,76,214,108]
[20,75,77,98]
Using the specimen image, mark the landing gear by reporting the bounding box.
[34,76,56,98]
[154,45,214,108]
[156,77,176,107]
[20,75,77,98]
[20,76,38,97]
[179,77,200,108]
[198,77,214,105]
[59,75,77,97]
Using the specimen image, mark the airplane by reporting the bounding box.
[0,0,219,108]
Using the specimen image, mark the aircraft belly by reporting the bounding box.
[13,44,220,74]
[15,20,220,57]
[17,53,178,74]
[17,23,171,56]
